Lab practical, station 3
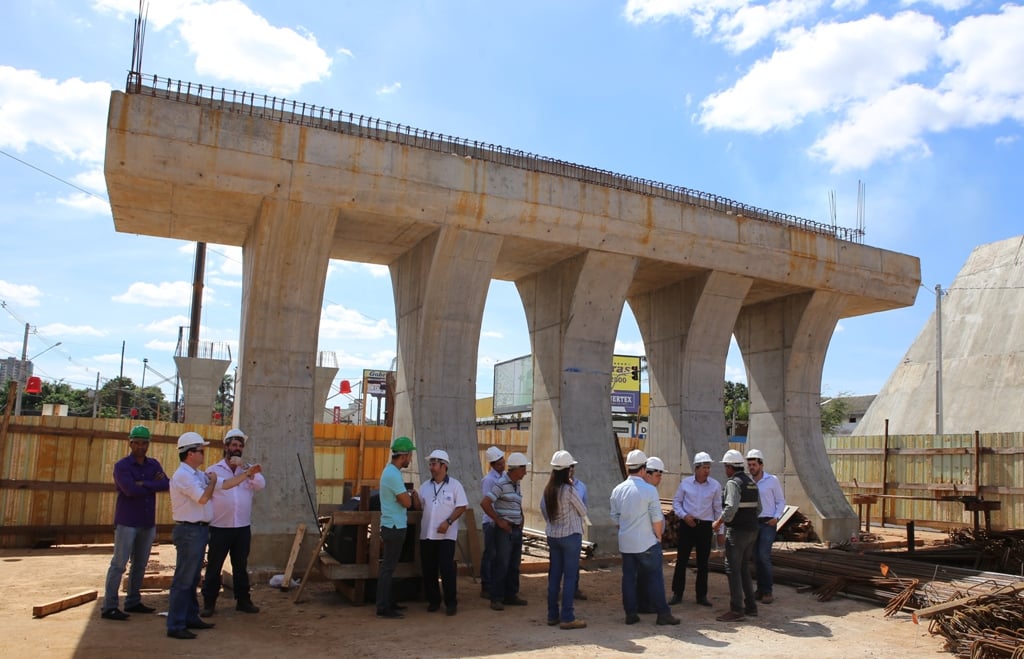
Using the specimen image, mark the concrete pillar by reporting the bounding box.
[630,271,753,495]
[390,227,502,502]
[735,290,856,542]
[173,356,231,425]
[517,250,637,555]
[236,198,338,567]
[314,366,339,422]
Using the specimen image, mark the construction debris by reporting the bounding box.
[32,589,97,618]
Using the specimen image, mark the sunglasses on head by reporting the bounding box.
[648,469,663,475]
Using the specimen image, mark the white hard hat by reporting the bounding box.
[646,456,665,472]
[177,431,209,451]
[721,449,746,466]
[485,446,505,463]
[693,451,713,466]
[224,428,247,443]
[746,449,764,461]
[625,449,648,467]
[507,452,530,468]
[427,449,450,464]
[550,450,577,469]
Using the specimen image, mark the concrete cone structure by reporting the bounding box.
[174,356,230,424]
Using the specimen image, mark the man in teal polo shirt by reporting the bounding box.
[376,436,419,618]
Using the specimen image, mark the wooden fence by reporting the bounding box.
[826,432,1024,532]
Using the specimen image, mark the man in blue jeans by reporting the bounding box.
[376,436,419,618]
[747,448,785,604]
[479,446,505,600]
[167,431,218,640]
[609,449,679,626]
[481,452,530,611]
[101,425,169,621]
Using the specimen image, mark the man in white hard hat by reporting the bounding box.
[668,451,722,607]
[481,452,530,610]
[418,449,468,616]
[712,449,761,622]
[635,456,667,613]
[747,448,785,604]
[609,449,680,626]
[200,428,265,617]
[479,446,505,600]
[166,432,218,640]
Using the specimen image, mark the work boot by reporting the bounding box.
[200,600,216,617]
[656,613,681,626]
[236,599,260,614]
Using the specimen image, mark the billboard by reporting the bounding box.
[492,354,643,416]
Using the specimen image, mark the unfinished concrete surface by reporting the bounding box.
[172,356,230,425]
[855,234,1024,436]
[103,78,920,555]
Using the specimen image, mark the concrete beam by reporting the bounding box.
[236,198,338,568]
[518,251,638,554]
[173,356,230,425]
[737,290,857,542]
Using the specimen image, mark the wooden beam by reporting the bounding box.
[280,523,306,591]
[32,589,97,618]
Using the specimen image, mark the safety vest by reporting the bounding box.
[726,471,760,531]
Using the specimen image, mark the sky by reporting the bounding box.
[1,0,1022,412]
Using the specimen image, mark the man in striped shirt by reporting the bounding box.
[481,452,530,611]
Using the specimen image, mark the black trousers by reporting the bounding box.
[201,525,252,603]
[420,538,457,608]
[671,519,712,600]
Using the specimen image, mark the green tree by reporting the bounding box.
[213,373,234,424]
[820,394,852,435]
[724,381,749,435]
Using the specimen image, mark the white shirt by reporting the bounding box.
[170,463,213,523]
[672,475,723,522]
[418,475,468,541]
[755,471,786,519]
[609,475,662,554]
[208,458,267,528]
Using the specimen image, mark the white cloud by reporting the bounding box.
[210,277,242,288]
[209,244,243,277]
[112,281,197,307]
[717,0,822,52]
[145,339,179,351]
[902,0,973,11]
[481,330,504,339]
[56,192,112,215]
[142,314,192,334]
[0,280,43,307]
[37,323,107,337]
[376,82,402,96]
[995,134,1019,146]
[319,304,396,340]
[615,339,646,355]
[0,66,110,163]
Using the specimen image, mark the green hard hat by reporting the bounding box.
[129,426,151,441]
[390,436,415,453]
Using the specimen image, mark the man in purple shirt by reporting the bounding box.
[101,425,169,620]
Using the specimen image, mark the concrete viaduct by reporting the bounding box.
[104,75,920,563]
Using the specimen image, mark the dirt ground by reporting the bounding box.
[0,538,950,659]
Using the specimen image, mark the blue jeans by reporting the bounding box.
[481,523,497,594]
[754,521,777,595]
[724,526,758,613]
[547,533,581,623]
[168,523,209,632]
[621,543,669,616]
[103,524,156,610]
[490,525,522,602]
[376,526,406,613]
[201,525,253,604]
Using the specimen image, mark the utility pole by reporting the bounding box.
[13,323,29,417]
[935,284,944,436]
[92,372,100,418]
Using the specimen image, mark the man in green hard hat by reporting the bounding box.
[376,436,419,618]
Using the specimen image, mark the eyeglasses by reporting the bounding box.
[648,469,663,475]
[428,459,447,465]
[188,448,205,454]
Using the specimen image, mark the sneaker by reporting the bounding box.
[656,613,681,626]
[502,596,528,606]
[490,600,505,611]
[560,619,587,630]
[716,610,745,622]
[625,613,641,625]
[101,609,130,621]
[762,594,774,604]
[667,594,683,605]
[124,603,155,614]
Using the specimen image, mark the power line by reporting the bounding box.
[0,148,108,201]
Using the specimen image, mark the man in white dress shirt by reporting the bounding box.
[417,449,468,616]
[747,448,785,604]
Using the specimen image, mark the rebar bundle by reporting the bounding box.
[927,593,1024,658]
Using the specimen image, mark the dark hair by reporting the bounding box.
[543,468,572,521]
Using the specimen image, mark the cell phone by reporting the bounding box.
[405,482,414,491]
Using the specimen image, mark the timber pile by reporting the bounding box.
[777,511,818,542]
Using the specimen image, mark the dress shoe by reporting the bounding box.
[375,608,404,619]
[236,600,260,614]
[696,599,713,607]
[762,594,774,604]
[755,590,764,601]
[200,601,215,617]
[186,620,215,630]
[167,629,197,640]
[490,600,504,611]
[392,603,408,610]
[744,607,758,616]
[502,596,528,606]
[667,594,683,605]
[574,589,588,601]
[656,613,681,626]
[547,618,559,626]
[560,619,587,630]
[445,606,457,616]
[716,610,745,622]
[427,602,441,612]
[101,608,130,621]
[124,603,155,614]
[625,613,641,625]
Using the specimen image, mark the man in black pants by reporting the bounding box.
[668,451,722,607]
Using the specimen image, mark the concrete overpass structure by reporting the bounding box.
[104,74,920,561]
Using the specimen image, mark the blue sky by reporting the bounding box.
[1,0,1022,407]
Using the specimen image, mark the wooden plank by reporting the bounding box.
[293,517,333,604]
[776,504,799,531]
[32,589,97,618]
[280,523,306,591]
[462,509,481,579]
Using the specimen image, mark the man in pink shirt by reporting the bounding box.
[200,428,265,616]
